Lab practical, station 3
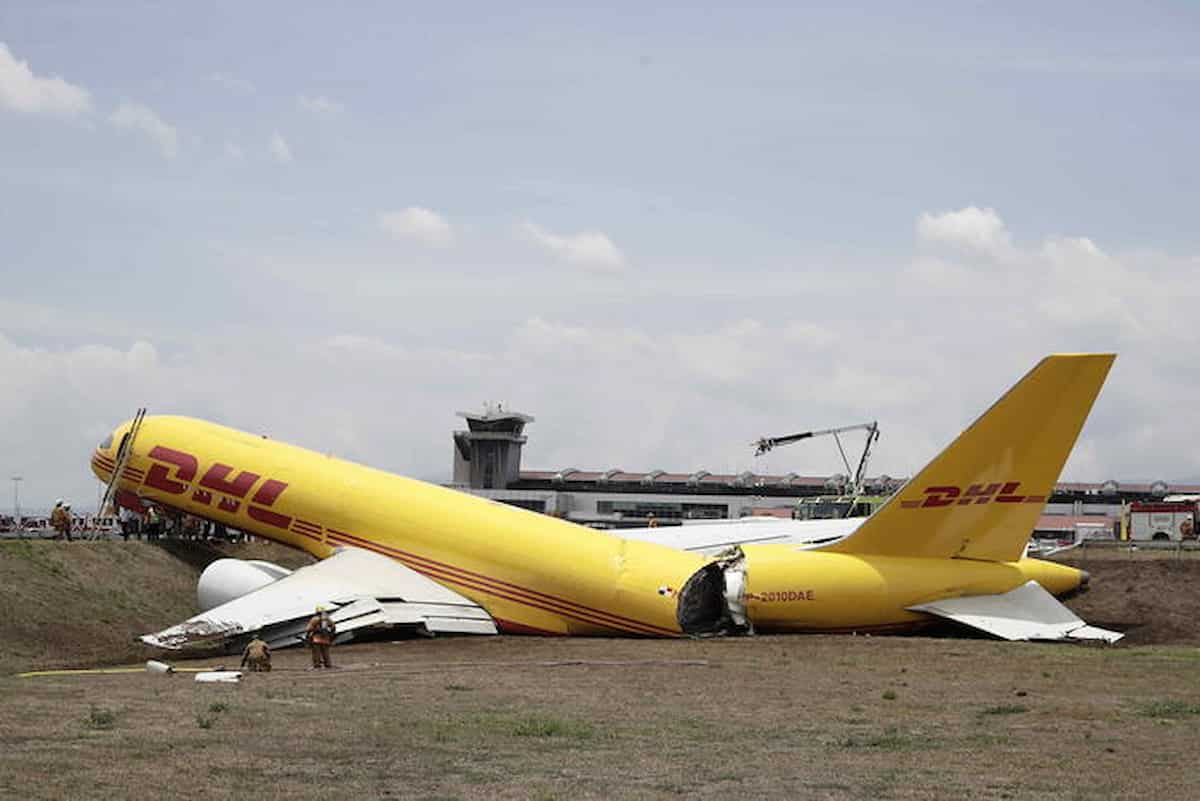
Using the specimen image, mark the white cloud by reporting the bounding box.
[916,206,1012,257]
[378,207,454,247]
[224,140,244,159]
[1035,236,1150,337]
[0,334,163,511]
[0,42,91,116]
[208,72,255,95]
[269,131,292,163]
[517,221,627,272]
[905,206,1184,342]
[297,94,343,115]
[108,101,179,159]
[5,205,1200,512]
[897,205,1200,479]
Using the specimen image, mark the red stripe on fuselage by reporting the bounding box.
[326,528,677,635]
[493,618,566,636]
[325,527,675,636]
[324,532,655,636]
[324,530,671,637]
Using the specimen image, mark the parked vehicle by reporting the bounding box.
[1124,500,1198,542]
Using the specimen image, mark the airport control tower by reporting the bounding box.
[452,405,534,490]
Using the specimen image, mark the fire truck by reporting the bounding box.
[1123,496,1198,542]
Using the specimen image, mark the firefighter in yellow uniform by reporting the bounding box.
[304,606,336,669]
[50,500,72,541]
[240,636,271,672]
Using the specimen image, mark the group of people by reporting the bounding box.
[37,498,254,543]
[116,504,164,540]
[49,499,74,540]
[115,505,246,542]
[239,605,338,673]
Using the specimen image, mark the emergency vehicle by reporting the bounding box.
[1123,497,1198,542]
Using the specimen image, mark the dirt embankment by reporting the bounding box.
[1,542,1196,675]
[0,540,312,675]
[1060,555,1200,646]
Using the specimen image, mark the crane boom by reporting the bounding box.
[752,422,877,457]
[752,421,880,501]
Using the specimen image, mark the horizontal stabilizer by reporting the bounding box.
[908,581,1123,643]
[141,547,497,651]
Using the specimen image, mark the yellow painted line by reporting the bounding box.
[18,666,213,678]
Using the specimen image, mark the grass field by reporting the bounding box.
[3,541,1199,799]
[4,635,1199,801]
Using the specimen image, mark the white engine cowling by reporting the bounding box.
[197,559,293,611]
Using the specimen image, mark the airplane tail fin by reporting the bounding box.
[824,354,1115,562]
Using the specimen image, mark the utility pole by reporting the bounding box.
[11,476,23,539]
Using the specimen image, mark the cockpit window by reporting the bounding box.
[99,434,113,451]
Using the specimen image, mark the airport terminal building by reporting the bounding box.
[446,407,1199,532]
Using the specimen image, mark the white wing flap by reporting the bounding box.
[908,581,1123,644]
[141,547,497,650]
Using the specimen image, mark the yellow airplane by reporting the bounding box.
[90,353,1121,650]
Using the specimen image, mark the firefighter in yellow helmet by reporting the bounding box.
[50,500,73,541]
[304,606,337,669]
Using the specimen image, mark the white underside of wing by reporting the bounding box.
[908,581,1123,643]
[141,546,497,651]
[621,517,862,555]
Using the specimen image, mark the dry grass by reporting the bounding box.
[2,542,1199,799]
[0,539,313,675]
[3,635,1199,800]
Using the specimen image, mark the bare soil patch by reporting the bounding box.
[1057,554,1200,646]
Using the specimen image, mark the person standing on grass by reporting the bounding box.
[50,500,71,541]
[240,636,272,672]
[61,502,74,541]
[145,505,162,540]
[304,606,337,669]
[118,506,136,541]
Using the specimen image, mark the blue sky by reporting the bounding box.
[2,3,1198,510]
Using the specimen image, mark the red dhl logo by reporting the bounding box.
[142,445,293,531]
[899,482,1046,509]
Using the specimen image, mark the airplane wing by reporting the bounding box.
[620,517,862,555]
[907,581,1123,643]
[141,547,497,651]
[1024,538,1084,558]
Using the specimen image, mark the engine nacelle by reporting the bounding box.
[197,558,293,611]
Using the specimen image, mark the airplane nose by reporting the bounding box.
[91,448,117,479]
